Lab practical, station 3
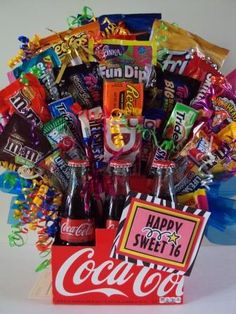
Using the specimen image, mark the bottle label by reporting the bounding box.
[60,218,95,244]
[106,219,119,230]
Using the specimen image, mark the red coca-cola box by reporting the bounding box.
[51,229,184,305]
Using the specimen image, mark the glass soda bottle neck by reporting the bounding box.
[111,166,131,196]
[68,164,88,193]
[152,160,176,203]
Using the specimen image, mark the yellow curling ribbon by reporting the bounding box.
[8,34,41,68]
[112,110,159,147]
[0,161,18,171]
[109,110,125,149]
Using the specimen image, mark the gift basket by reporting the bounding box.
[1,6,236,305]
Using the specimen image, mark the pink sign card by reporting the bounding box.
[111,192,211,276]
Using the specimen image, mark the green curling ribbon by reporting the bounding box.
[119,115,159,147]
[35,259,51,272]
[67,6,95,28]
[157,35,167,43]
[39,249,51,258]
[157,48,169,62]
[160,22,168,31]
[30,65,43,78]
[160,139,175,152]
[8,225,25,247]
[20,73,29,85]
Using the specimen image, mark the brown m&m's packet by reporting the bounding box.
[0,113,52,166]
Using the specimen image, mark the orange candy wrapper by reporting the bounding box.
[103,81,144,117]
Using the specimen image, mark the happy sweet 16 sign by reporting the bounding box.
[111,192,211,275]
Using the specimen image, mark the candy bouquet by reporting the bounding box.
[1,7,236,304]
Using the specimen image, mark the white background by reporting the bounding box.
[0,1,236,313]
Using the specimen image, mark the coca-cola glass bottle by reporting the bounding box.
[106,159,132,230]
[60,159,95,246]
[152,160,176,203]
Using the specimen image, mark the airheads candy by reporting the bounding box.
[163,102,199,152]
[192,78,236,133]
[177,188,208,210]
[151,20,229,68]
[103,81,144,117]
[0,73,51,126]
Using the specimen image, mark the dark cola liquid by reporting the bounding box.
[106,194,126,223]
[60,191,96,246]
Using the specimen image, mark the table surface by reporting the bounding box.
[0,243,236,314]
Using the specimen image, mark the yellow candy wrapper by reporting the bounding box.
[150,20,229,68]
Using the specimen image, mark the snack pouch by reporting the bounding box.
[150,20,229,68]
[91,38,157,83]
[98,13,162,39]
[104,115,143,164]
[193,79,236,134]
[160,50,221,79]
[162,102,199,153]
[38,149,70,191]
[12,48,60,101]
[42,116,83,160]
[226,69,236,92]
[39,21,100,63]
[174,140,233,194]
[0,73,51,126]
[174,128,234,194]
[55,62,103,108]
[0,113,52,166]
[103,81,144,117]
[145,66,200,117]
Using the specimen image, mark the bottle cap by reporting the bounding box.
[110,159,133,168]
[152,160,175,169]
[68,159,90,168]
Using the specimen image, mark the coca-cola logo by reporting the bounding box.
[55,248,184,298]
[61,221,94,237]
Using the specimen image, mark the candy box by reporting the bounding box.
[51,229,184,305]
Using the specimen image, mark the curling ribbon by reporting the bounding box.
[8,224,26,247]
[35,259,51,272]
[8,35,41,68]
[111,109,159,147]
[67,6,96,28]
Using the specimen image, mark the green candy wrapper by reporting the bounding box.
[163,102,199,153]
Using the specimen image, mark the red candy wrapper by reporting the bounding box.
[0,73,51,126]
